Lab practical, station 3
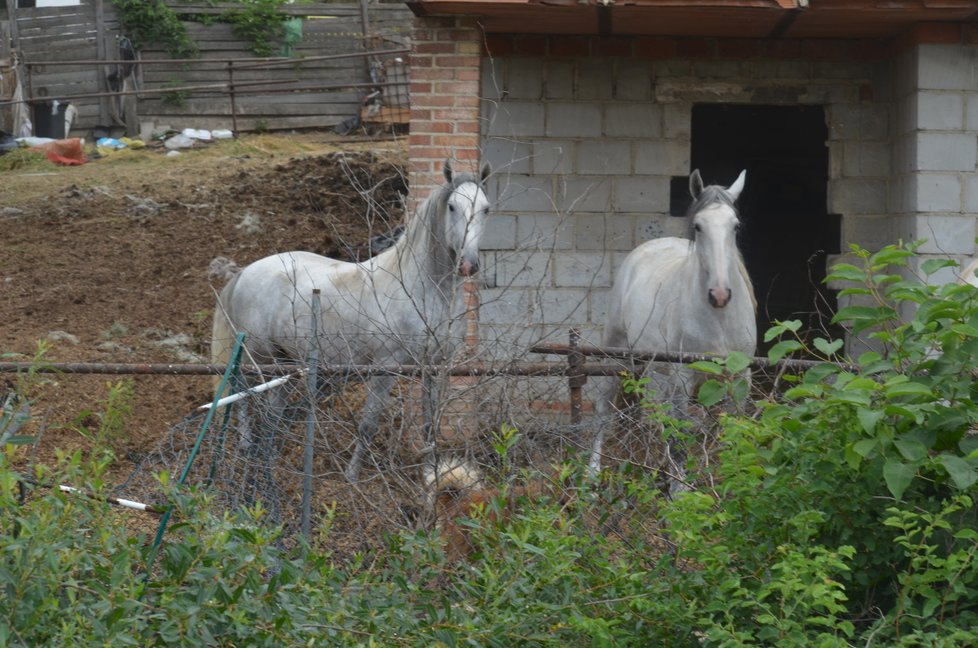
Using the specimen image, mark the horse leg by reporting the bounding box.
[346,374,397,482]
[588,374,621,477]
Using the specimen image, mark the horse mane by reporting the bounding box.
[392,170,485,272]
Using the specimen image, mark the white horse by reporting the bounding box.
[589,169,757,483]
[212,160,492,481]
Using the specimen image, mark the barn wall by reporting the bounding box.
[408,23,978,388]
[473,35,896,354]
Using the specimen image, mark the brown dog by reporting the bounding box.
[424,459,565,561]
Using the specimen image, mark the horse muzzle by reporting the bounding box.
[708,287,731,308]
[459,258,479,277]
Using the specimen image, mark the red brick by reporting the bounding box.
[437,28,482,43]
[767,39,802,59]
[416,41,457,55]
[513,35,549,56]
[409,54,433,68]
[717,39,759,59]
[436,81,477,95]
[483,34,514,57]
[435,55,481,69]
[594,37,632,57]
[409,81,432,95]
[456,68,481,82]
[801,39,848,60]
[409,133,432,147]
[410,108,432,121]
[433,108,479,120]
[676,38,715,58]
[455,122,481,135]
[433,134,480,148]
[551,36,590,57]
[964,25,978,45]
[453,94,481,109]
[634,37,677,59]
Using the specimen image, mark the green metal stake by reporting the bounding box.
[145,332,246,578]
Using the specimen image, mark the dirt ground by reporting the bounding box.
[1,132,420,547]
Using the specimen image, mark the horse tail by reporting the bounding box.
[210,275,241,396]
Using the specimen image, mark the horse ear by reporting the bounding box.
[727,169,747,201]
[443,159,453,183]
[689,169,704,198]
[480,161,491,184]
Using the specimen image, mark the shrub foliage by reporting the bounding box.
[2,242,978,646]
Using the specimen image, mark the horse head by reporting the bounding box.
[442,159,491,277]
[687,169,747,309]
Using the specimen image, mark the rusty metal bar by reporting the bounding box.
[568,328,585,425]
[0,360,628,378]
[0,78,406,107]
[20,48,410,69]
[530,342,857,371]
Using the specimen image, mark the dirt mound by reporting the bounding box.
[0,134,407,483]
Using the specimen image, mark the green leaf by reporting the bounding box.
[813,337,844,357]
[825,264,865,283]
[938,455,978,490]
[857,408,884,434]
[689,360,723,375]
[884,382,935,400]
[883,459,916,500]
[767,340,803,363]
[853,438,878,458]
[697,380,726,407]
[893,438,928,462]
[921,258,958,275]
[725,351,751,374]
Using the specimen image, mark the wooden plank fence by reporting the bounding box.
[1,0,414,137]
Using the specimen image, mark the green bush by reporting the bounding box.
[3,241,978,645]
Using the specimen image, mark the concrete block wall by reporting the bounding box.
[475,35,895,357]
[409,23,978,376]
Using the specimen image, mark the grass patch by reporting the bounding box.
[0,149,57,172]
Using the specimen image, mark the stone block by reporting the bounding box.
[481,213,517,251]
[481,57,505,100]
[633,140,690,176]
[915,133,977,172]
[532,288,589,326]
[492,250,554,288]
[578,58,615,100]
[485,101,545,138]
[842,215,898,251]
[544,61,575,100]
[483,137,532,175]
[615,60,653,101]
[828,103,889,141]
[604,104,662,138]
[552,251,613,288]
[546,103,603,137]
[662,103,691,139]
[965,175,978,212]
[531,140,574,175]
[966,94,978,131]
[576,141,632,175]
[516,213,574,250]
[589,287,611,325]
[828,178,887,214]
[557,177,613,213]
[913,174,963,213]
[910,214,976,255]
[573,213,634,251]
[843,141,891,177]
[917,92,964,130]
[491,174,555,213]
[613,176,671,213]
[506,57,545,100]
[918,44,978,91]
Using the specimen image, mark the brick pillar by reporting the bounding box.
[405,17,485,457]
[408,16,484,205]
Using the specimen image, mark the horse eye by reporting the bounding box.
[448,203,455,213]
[693,223,701,233]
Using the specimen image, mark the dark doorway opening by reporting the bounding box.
[687,104,840,352]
